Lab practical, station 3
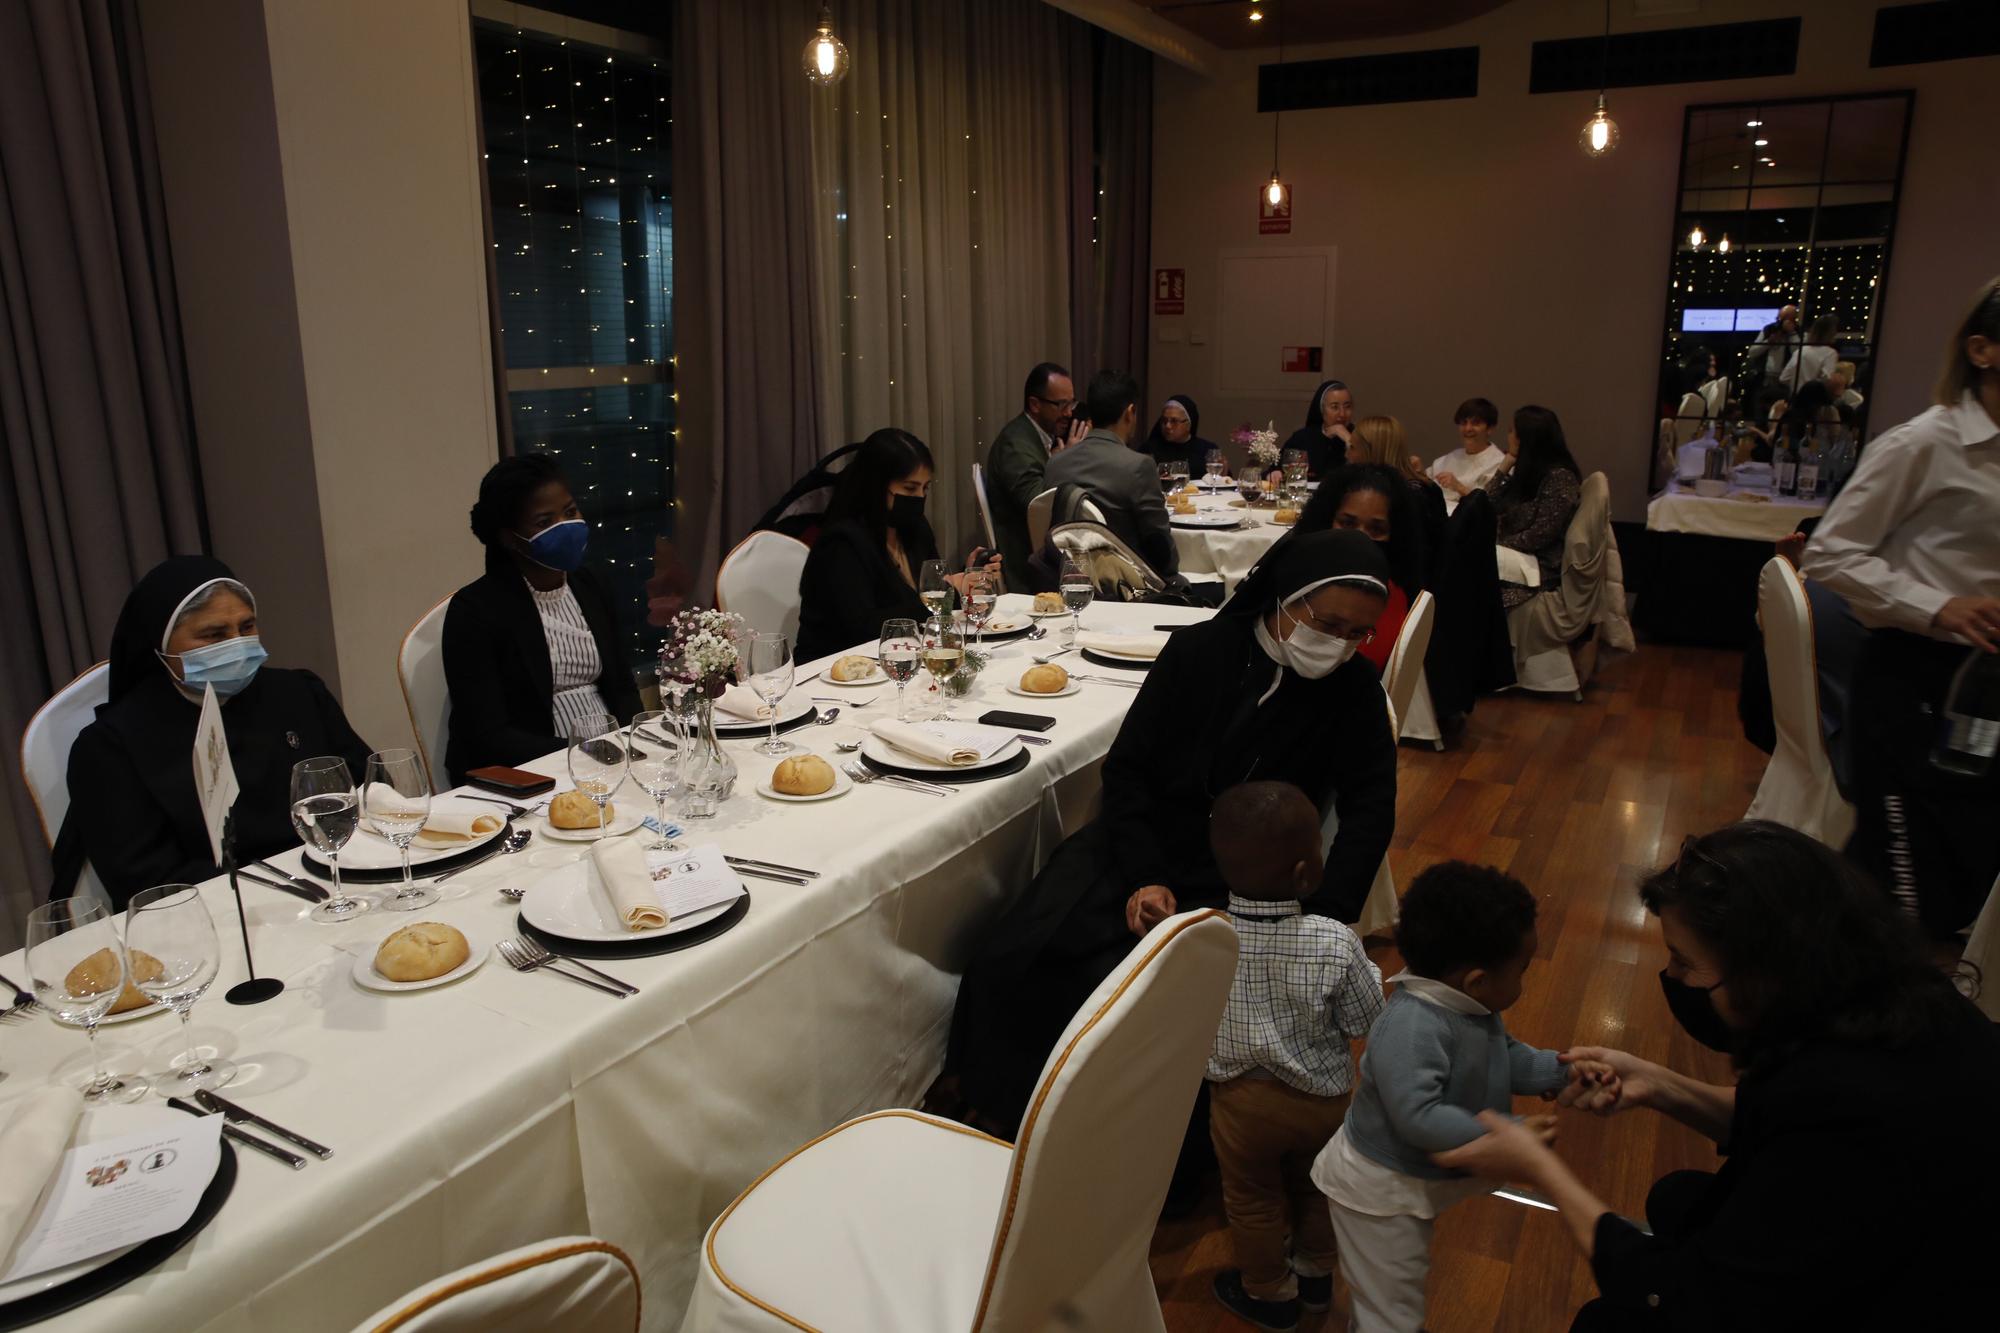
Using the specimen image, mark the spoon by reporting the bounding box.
[1032,648,1077,664]
[499,885,526,902]
[434,826,533,885]
[834,739,863,753]
[1025,625,1049,641]
[815,706,842,725]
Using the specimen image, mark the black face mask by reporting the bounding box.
[1659,968,1735,1054]
[890,493,927,529]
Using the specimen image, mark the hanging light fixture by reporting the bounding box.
[1262,1,1289,210]
[1688,223,1706,249]
[1579,0,1619,157]
[1717,234,1732,254]
[1249,5,1264,21]
[802,4,850,85]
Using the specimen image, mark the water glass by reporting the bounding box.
[919,560,952,621]
[963,569,997,648]
[879,618,922,722]
[567,714,629,837]
[364,748,435,911]
[629,709,683,849]
[25,900,149,1102]
[746,632,797,756]
[1060,556,1094,647]
[291,756,366,922]
[126,885,234,1095]
[1281,448,1308,486]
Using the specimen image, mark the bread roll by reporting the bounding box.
[549,790,613,829]
[65,947,165,1015]
[1273,508,1300,525]
[829,654,877,682]
[771,754,836,796]
[374,922,471,982]
[1033,592,1066,613]
[1020,663,1070,694]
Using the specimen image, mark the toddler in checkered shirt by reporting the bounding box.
[1204,781,1386,1331]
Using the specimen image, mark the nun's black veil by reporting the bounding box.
[1221,527,1390,620]
[105,556,241,706]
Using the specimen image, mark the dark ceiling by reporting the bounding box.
[1133,0,1519,49]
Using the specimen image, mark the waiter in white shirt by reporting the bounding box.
[1802,277,2000,935]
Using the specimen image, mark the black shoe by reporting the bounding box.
[1212,1270,1300,1331]
[1295,1270,1332,1312]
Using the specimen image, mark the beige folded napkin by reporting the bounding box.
[414,812,505,849]
[714,685,776,722]
[588,835,668,931]
[1494,545,1542,588]
[0,1086,83,1264]
[869,719,1013,766]
[1075,630,1169,660]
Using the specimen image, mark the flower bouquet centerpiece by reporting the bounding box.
[657,608,746,814]
[1232,421,1281,471]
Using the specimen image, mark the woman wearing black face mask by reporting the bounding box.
[795,428,999,662]
[1429,821,2000,1332]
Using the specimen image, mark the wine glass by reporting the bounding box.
[918,560,952,622]
[567,714,629,838]
[126,884,234,1095]
[1237,466,1264,506]
[1158,462,1177,495]
[363,749,435,911]
[746,632,797,756]
[25,899,149,1102]
[1281,448,1308,486]
[879,618,922,722]
[1169,459,1191,492]
[921,618,966,720]
[1060,556,1094,648]
[963,568,997,649]
[629,709,683,849]
[291,756,367,922]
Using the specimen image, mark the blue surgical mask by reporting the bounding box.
[166,636,268,698]
[520,518,589,572]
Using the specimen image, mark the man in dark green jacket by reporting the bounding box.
[986,362,1084,592]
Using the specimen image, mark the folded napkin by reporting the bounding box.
[1075,630,1170,660]
[714,685,777,723]
[1495,545,1542,588]
[414,811,504,849]
[0,1086,83,1264]
[869,719,1012,766]
[588,835,668,931]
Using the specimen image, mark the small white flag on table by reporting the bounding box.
[193,684,239,864]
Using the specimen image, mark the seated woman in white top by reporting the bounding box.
[1429,397,1509,509]
[1779,314,1839,393]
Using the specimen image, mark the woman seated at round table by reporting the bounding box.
[950,529,1398,1129]
[1433,821,2000,1331]
[65,556,373,907]
[1286,463,1425,673]
[1280,378,1355,480]
[1344,414,1447,582]
[442,454,641,784]
[795,427,1000,662]
[1142,394,1221,480]
[1483,404,1583,609]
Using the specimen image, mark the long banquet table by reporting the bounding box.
[0,595,1213,1332]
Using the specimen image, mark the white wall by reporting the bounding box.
[1149,0,2000,519]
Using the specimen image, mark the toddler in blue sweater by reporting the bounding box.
[1311,861,1606,1332]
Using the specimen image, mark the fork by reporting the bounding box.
[0,971,38,1021]
[496,940,628,997]
[841,759,954,798]
[508,935,637,995]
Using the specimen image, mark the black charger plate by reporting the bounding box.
[712,706,820,739]
[299,818,514,885]
[515,890,750,959]
[1079,648,1154,671]
[861,748,1032,785]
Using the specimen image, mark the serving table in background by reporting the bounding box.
[1645,481,1827,542]
[0,596,1212,1331]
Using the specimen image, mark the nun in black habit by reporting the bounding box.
[1141,394,1223,479]
[1279,378,1355,480]
[62,556,373,907]
[949,530,1399,1130]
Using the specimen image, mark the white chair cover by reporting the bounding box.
[1324,691,1401,940]
[399,597,451,789]
[1400,667,1444,749]
[1962,874,2000,1023]
[352,1236,639,1333]
[682,910,1238,1332]
[1024,487,1058,554]
[970,463,999,550]
[1744,558,1855,846]
[20,662,114,907]
[1506,472,1633,698]
[1381,591,1434,743]
[715,531,810,641]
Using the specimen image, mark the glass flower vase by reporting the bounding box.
[676,695,736,818]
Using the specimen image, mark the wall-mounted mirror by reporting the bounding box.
[1652,91,1913,489]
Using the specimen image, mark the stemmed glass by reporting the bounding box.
[1281,448,1308,486]
[963,568,997,649]
[363,749,436,911]
[567,714,629,838]
[1060,556,1094,648]
[921,618,966,720]
[25,900,149,1102]
[918,560,952,624]
[1169,459,1191,491]
[746,632,797,756]
[126,885,234,1095]
[879,618,922,722]
[629,709,683,850]
[1237,466,1265,506]
[291,756,367,922]
[1157,463,1177,495]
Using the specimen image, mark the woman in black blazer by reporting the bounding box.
[442,455,642,784]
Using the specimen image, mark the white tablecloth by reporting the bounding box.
[0,595,1211,1332]
[1646,482,1827,542]
[1169,495,1293,594]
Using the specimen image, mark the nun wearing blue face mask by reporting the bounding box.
[63,556,373,907]
[442,454,641,784]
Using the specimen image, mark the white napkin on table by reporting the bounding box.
[1495,546,1542,588]
[1076,630,1170,660]
[869,719,1011,766]
[714,685,776,722]
[414,812,505,848]
[588,835,668,931]
[0,1086,83,1264]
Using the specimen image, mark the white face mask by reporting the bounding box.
[1275,601,1360,679]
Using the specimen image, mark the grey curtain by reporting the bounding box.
[1068,26,1153,400]
[0,0,205,946]
[672,0,827,601]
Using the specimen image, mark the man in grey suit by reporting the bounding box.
[1044,369,1179,578]
[985,362,1085,593]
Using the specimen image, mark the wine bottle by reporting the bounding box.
[1775,431,1798,497]
[1932,648,2000,777]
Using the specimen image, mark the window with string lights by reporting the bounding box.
[473,2,673,672]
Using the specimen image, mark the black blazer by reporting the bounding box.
[795,519,932,663]
[441,566,642,784]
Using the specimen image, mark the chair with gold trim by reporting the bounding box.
[351,1236,639,1333]
[681,909,1238,1332]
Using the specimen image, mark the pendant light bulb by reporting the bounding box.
[1580,94,1619,157]
[1249,6,1264,21]
[802,5,850,86]
[1266,173,1285,208]
[1688,224,1706,249]
[1717,234,1732,254]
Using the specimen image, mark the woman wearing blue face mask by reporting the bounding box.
[63,556,373,907]
[442,454,641,783]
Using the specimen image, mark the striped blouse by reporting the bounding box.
[528,579,612,736]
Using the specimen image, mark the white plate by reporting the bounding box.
[520,862,738,943]
[304,798,506,872]
[1170,513,1243,529]
[1005,679,1081,699]
[0,1104,210,1308]
[541,806,648,841]
[53,999,169,1028]
[350,927,493,992]
[1026,606,1072,619]
[859,731,1024,774]
[821,665,887,687]
[756,767,854,802]
[711,693,814,734]
[979,616,1030,635]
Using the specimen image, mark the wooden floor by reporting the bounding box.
[1151,642,1765,1332]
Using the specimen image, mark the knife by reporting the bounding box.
[723,859,808,886]
[195,1089,334,1160]
[430,836,514,884]
[722,856,820,879]
[254,859,323,894]
[167,1097,306,1170]
[238,867,329,904]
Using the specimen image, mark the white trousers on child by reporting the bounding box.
[1327,1200,1433,1333]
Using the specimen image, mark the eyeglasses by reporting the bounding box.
[1032,395,1075,412]
[1289,604,1375,643]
